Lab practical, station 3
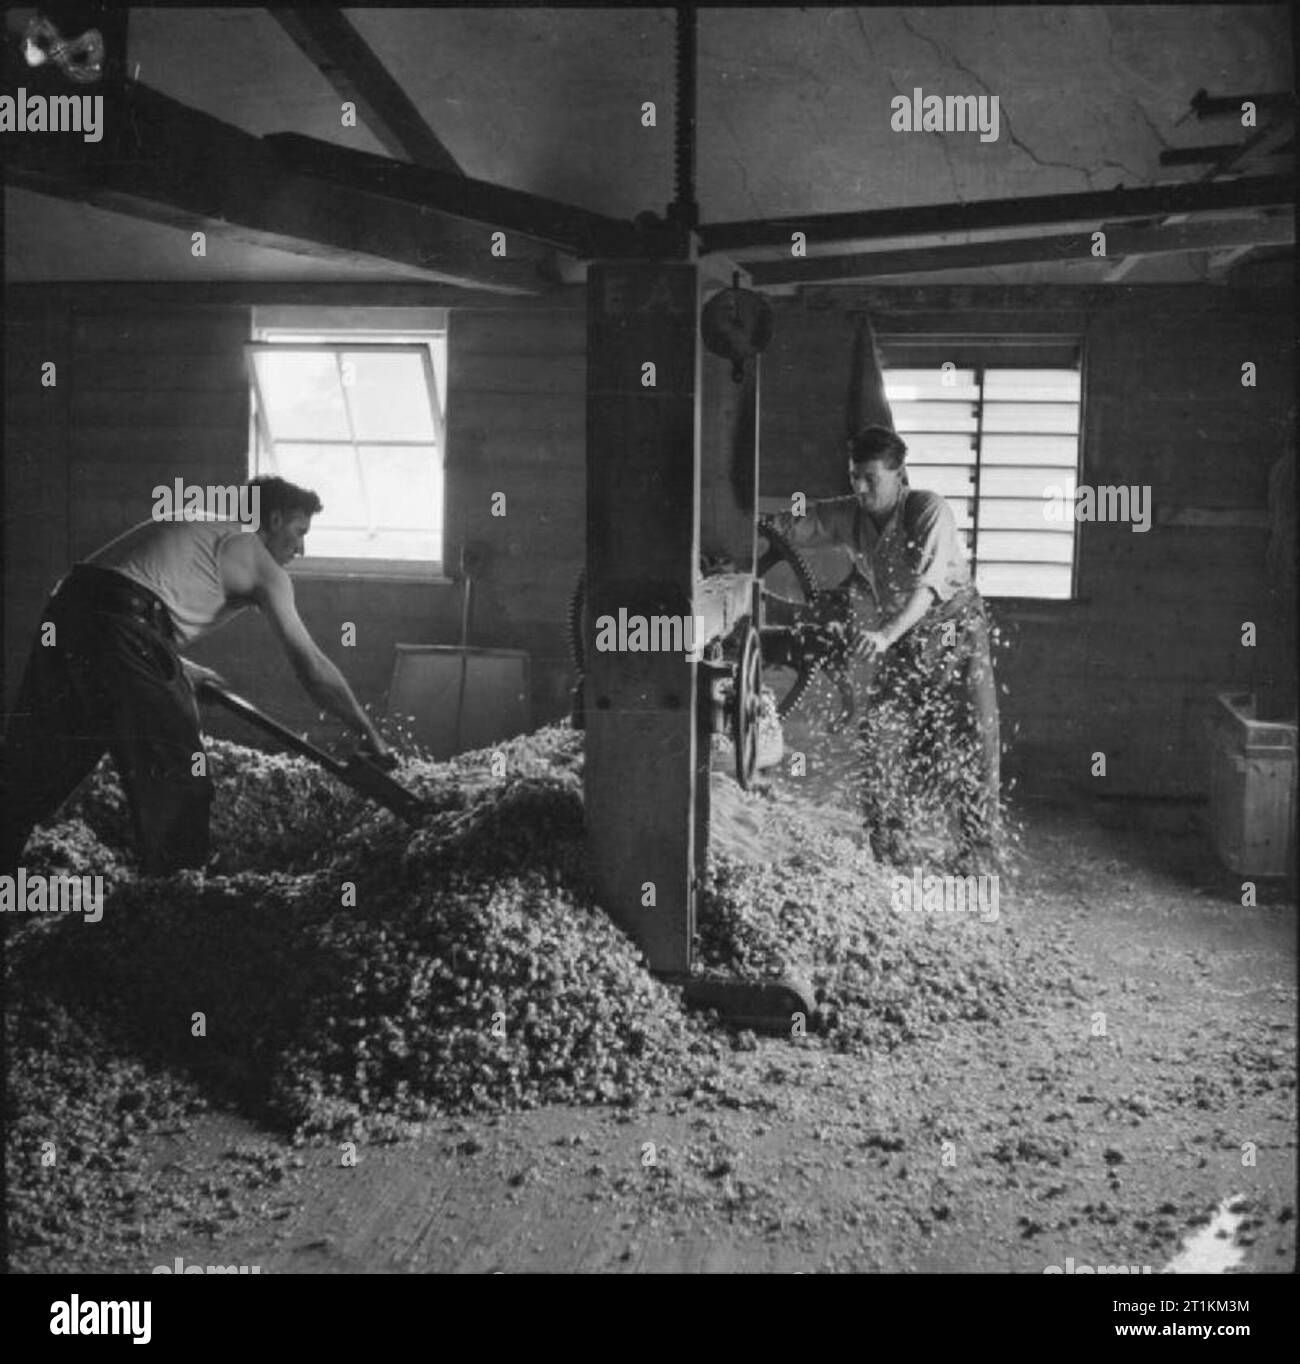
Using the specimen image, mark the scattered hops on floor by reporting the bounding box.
[10,726,1072,1144]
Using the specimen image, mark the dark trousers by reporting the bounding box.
[0,568,211,875]
[860,587,1001,851]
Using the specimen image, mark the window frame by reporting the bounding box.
[879,335,1087,603]
[245,323,450,583]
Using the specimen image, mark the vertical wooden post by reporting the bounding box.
[697,331,761,879]
[584,261,700,974]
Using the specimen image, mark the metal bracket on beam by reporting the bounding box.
[1160,145,1250,166]
[1190,88,1296,120]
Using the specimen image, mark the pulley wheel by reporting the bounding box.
[733,625,763,789]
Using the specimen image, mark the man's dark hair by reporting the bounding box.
[848,425,908,470]
[246,475,323,522]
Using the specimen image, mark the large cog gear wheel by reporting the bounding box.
[756,517,823,718]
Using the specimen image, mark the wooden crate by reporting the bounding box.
[1207,693,1297,877]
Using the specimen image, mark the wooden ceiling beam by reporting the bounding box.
[1121,104,1294,280]
[747,214,1294,286]
[700,175,1294,255]
[1,76,575,293]
[264,132,639,258]
[267,6,463,175]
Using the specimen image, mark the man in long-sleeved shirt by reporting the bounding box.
[768,425,1002,871]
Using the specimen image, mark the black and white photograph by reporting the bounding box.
[1,0,1295,1314]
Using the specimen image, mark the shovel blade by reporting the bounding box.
[339,755,426,824]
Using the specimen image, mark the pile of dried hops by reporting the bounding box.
[9,723,1062,1144]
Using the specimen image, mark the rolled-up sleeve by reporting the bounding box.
[901,492,964,603]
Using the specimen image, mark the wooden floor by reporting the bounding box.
[108,801,1296,1276]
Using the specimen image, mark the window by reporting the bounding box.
[247,308,448,575]
[882,339,1083,599]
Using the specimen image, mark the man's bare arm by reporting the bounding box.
[222,536,387,752]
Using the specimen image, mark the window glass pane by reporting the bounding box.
[306,527,441,561]
[306,527,381,557]
[983,369,1081,401]
[977,530,1076,563]
[268,443,364,522]
[979,497,1074,531]
[982,402,1080,433]
[976,562,1073,598]
[980,466,1079,499]
[907,464,976,498]
[885,369,980,401]
[358,445,440,529]
[253,351,350,441]
[343,350,437,441]
[901,433,977,464]
[980,434,1079,467]
[892,401,979,433]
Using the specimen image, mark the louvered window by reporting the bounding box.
[882,338,1083,599]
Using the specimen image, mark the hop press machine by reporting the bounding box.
[575,10,825,1032]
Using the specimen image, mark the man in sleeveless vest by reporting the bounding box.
[767,426,1002,873]
[1,476,390,875]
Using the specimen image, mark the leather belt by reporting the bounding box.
[56,565,176,640]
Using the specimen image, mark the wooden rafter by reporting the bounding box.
[1117,98,1294,281]
[748,214,1294,286]
[268,7,463,175]
[1,75,578,294]
[265,133,638,259]
[700,175,1295,255]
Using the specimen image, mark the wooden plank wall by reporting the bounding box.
[4,283,1293,797]
[442,305,587,724]
[65,307,251,555]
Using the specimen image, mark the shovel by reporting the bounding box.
[196,679,426,824]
